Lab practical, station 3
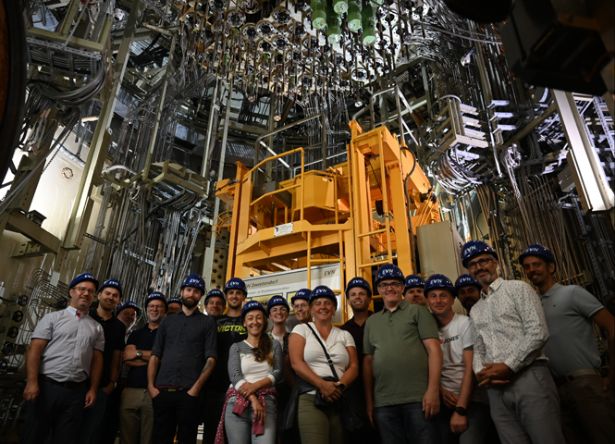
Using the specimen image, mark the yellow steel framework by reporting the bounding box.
[216,121,440,320]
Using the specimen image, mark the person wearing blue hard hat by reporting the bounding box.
[424,274,490,444]
[82,278,127,444]
[119,291,167,444]
[364,264,441,442]
[520,243,615,443]
[461,241,565,443]
[404,274,427,306]
[341,277,379,443]
[148,273,217,444]
[166,295,182,315]
[288,288,312,330]
[267,295,290,346]
[22,272,104,444]
[203,278,248,444]
[454,274,481,313]
[220,300,282,444]
[204,288,226,318]
[117,300,140,331]
[289,285,358,444]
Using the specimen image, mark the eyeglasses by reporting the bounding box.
[73,286,95,295]
[467,257,495,270]
[377,281,404,290]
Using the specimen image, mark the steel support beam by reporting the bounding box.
[62,0,143,250]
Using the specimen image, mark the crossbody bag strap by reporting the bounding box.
[305,323,339,380]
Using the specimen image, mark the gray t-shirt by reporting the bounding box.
[32,306,105,383]
[541,283,603,377]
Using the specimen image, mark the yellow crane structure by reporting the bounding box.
[215,120,440,320]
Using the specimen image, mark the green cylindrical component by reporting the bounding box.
[361,4,376,46]
[333,0,348,14]
[347,1,362,33]
[311,0,327,30]
[326,9,341,44]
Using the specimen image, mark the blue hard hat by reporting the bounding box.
[345,277,372,298]
[267,295,289,314]
[404,274,425,291]
[181,273,206,294]
[375,264,405,286]
[224,277,248,296]
[69,272,99,291]
[310,285,338,308]
[205,288,226,303]
[455,274,481,291]
[424,274,456,296]
[117,300,141,314]
[518,243,556,265]
[167,295,182,306]
[241,300,267,320]
[99,279,122,299]
[291,288,311,304]
[145,291,167,309]
[461,240,498,268]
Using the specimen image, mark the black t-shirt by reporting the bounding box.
[90,310,126,386]
[341,313,373,376]
[152,312,218,389]
[125,325,158,388]
[209,315,247,392]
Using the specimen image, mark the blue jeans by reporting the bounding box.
[375,402,437,444]
[224,395,276,444]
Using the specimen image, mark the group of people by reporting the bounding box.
[21,239,614,444]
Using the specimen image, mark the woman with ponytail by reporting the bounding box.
[216,301,282,444]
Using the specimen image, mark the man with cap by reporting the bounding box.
[148,273,217,444]
[461,240,564,444]
[22,272,104,444]
[519,243,615,444]
[202,277,248,444]
[287,287,312,330]
[404,274,427,305]
[363,263,442,444]
[204,288,226,318]
[425,274,492,444]
[117,300,140,334]
[454,275,481,314]
[166,295,182,315]
[81,278,127,444]
[120,291,167,444]
[341,277,379,444]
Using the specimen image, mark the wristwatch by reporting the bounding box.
[337,383,346,392]
[454,406,468,416]
[136,350,143,359]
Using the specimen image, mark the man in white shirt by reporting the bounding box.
[425,274,493,444]
[461,240,564,444]
[22,272,105,444]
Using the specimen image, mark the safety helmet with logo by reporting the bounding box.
[461,240,498,268]
[424,274,456,297]
[455,274,481,291]
[345,277,372,298]
[518,243,556,265]
[224,277,248,296]
[181,273,206,295]
[375,264,405,286]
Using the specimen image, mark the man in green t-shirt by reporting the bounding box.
[363,264,442,444]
